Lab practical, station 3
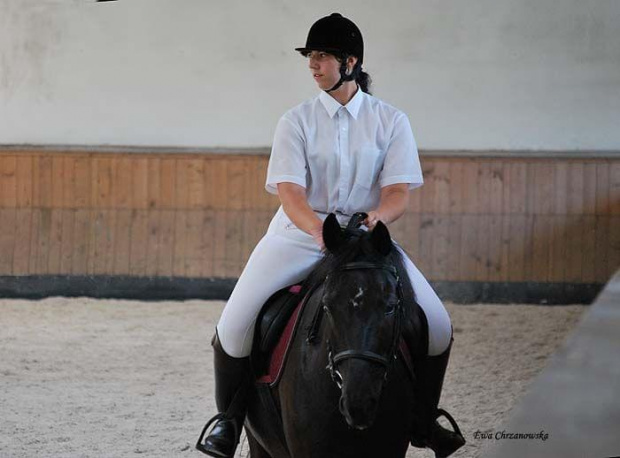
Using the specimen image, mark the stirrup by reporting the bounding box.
[436,408,463,439]
[195,412,241,456]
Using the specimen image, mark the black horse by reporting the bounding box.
[241,213,429,458]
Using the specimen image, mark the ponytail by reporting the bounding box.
[357,70,372,95]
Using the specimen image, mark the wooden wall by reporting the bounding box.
[0,148,619,284]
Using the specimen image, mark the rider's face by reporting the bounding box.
[306,51,342,91]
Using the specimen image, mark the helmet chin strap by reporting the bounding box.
[325,60,355,93]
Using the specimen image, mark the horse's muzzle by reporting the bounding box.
[339,392,379,431]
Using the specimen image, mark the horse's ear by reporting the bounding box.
[323,213,344,253]
[370,221,392,256]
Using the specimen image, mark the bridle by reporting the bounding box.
[308,261,405,390]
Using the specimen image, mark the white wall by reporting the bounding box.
[1,0,618,150]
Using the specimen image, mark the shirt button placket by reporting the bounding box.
[337,107,349,212]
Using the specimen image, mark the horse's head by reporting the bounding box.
[319,213,404,430]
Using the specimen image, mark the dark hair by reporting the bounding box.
[356,70,372,95]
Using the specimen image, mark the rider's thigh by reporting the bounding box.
[217,232,322,358]
[396,245,452,356]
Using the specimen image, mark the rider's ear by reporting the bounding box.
[323,213,344,253]
[370,221,392,256]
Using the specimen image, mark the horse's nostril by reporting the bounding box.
[339,396,346,416]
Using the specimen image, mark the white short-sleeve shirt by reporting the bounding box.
[266,88,423,216]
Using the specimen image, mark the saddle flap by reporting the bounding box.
[251,284,302,378]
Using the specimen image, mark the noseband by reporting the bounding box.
[309,261,405,390]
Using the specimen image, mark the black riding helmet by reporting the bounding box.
[295,13,364,93]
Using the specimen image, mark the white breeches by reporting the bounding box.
[217,207,452,358]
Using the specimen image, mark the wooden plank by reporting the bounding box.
[610,162,620,215]
[212,160,229,210]
[431,215,450,280]
[145,210,161,277]
[147,158,161,209]
[47,209,63,274]
[399,212,420,261]
[504,162,527,215]
[446,215,462,281]
[548,215,567,282]
[175,159,189,209]
[62,156,77,209]
[417,214,435,279]
[59,210,75,275]
[0,156,17,208]
[228,210,247,277]
[530,162,555,215]
[564,216,584,282]
[91,210,109,275]
[420,160,436,214]
[507,215,527,282]
[16,156,33,208]
[461,160,479,214]
[160,158,177,209]
[172,211,188,277]
[34,209,52,274]
[448,160,464,214]
[488,215,504,282]
[12,209,32,275]
[128,209,148,276]
[522,215,536,281]
[200,210,216,277]
[203,158,217,210]
[228,159,246,211]
[184,210,205,277]
[72,209,91,274]
[583,163,597,216]
[459,214,479,281]
[187,159,205,209]
[241,209,257,266]
[499,215,511,282]
[567,162,584,215]
[51,156,64,208]
[433,161,451,214]
[581,216,597,283]
[0,209,16,274]
[489,161,504,214]
[595,161,610,215]
[476,162,492,216]
[554,161,569,215]
[94,157,115,208]
[73,158,91,209]
[243,158,260,212]
[157,210,176,277]
[212,209,227,277]
[592,216,610,282]
[114,157,132,209]
[131,158,149,210]
[113,210,131,275]
[475,214,490,281]
[609,217,620,277]
[36,156,53,208]
[531,215,552,282]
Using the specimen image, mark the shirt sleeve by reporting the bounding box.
[265,115,308,195]
[378,113,424,190]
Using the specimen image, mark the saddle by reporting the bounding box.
[251,284,304,386]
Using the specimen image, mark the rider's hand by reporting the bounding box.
[364,211,382,230]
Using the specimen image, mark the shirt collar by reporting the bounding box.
[319,86,365,120]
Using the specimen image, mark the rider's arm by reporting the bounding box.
[277,182,324,248]
[364,183,410,230]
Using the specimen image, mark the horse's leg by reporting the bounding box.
[245,428,273,458]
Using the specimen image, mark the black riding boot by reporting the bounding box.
[410,339,465,458]
[196,331,251,458]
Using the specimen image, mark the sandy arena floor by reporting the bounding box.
[0,298,586,458]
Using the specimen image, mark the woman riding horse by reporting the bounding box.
[196,12,465,458]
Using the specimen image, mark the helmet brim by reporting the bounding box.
[295,46,343,56]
